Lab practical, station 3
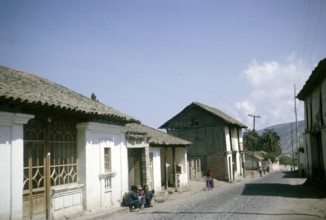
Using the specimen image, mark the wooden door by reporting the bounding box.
[23,119,47,219]
[128,148,143,187]
[23,118,77,219]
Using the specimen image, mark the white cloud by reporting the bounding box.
[235,54,311,130]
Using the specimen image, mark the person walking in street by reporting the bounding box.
[258,161,263,177]
[242,161,246,178]
[205,170,215,190]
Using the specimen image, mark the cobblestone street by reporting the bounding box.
[73,171,326,220]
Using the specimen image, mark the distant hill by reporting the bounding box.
[257,120,304,156]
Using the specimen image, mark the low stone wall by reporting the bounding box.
[51,184,84,219]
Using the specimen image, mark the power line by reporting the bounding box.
[60,1,234,106]
[0,27,185,104]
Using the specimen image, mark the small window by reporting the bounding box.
[176,165,182,173]
[104,148,111,173]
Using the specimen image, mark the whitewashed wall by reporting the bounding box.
[231,127,241,179]
[77,122,128,212]
[224,126,231,152]
[149,147,162,192]
[224,126,233,181]
[0,112,33,220]
[224,126,244,180]
[161,147,188,188]
[175,147,188,187]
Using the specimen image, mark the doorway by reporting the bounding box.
[23,118,77,219]
[128,148,143,188]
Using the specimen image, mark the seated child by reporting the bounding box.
[143,185,155,208]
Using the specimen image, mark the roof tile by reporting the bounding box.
[126,123,191,146]
[0,65,138,123]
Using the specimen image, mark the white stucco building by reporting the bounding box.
[0,65,190,219]
[0,112,34,220]
[126,123,191,191]
[0,66,139,219]
[297,58,326,184]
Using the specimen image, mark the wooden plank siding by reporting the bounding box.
[160,102,247,181]
[166,108,230,179]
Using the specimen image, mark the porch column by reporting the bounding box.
[0,112,34,220]
[172,146,177,191]
[142,147,151,187]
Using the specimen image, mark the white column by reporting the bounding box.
[0,112,34,220]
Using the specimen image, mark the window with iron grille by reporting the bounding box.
[103,147,112,190]
[23,118,77,193]
[104,147,111,173]
[49,121,77,186]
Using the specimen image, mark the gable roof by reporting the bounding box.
[160,102,247,129]
[126,123,191,146]
[244,150,264,161]
[0,65,139,124]
[297,58,326,100]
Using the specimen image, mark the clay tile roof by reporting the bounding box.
[297,58,326,100]
[192,102,247,128]
[160,102,247,129]
[126,123,191,146]
[0,65,139,123]
[244,150,264,161]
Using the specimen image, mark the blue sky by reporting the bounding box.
[1,0,325,130]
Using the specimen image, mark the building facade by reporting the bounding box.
[160,102,247,181]
[297,58,326,185]
[0,66,139,219]
[126,123,190,191]
[0,65,191,219]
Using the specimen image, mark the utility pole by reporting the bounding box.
[291,122,294,171]
[248,114,260,131]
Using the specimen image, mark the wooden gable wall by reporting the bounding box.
[166,106,229,176]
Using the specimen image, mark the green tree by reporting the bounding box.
[279,155,292,165]
[91,93,97,101]
[243,129,260,151]
[244,128,282,163]
[279,155,297,166]
[260,129,282,156]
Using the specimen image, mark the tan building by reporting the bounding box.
[160,102,247,181]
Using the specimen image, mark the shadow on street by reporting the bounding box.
[281,171,306,179]
[242,171,324,199]
[242,183,321,198]
[136,211,323,219]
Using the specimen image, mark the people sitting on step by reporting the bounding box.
[143,185,155,208]
[124,185,141,212]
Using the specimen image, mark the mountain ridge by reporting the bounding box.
[257,120,304,156]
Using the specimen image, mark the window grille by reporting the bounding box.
[23,119,77,193]
[103,147,112,190]
[49,121,77,186]
[23,119,46,193]
[104,148,111,173]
